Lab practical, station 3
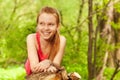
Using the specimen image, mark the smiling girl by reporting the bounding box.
[25,6,66,75]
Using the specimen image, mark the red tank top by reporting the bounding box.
[25,32,48,75]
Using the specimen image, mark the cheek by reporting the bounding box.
[36,26,39,32]
[52,30,57,36]
[36,26,42,31]
[51,25,58,31]
[51,27,57,33]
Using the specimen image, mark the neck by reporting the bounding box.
[40,37,50,47]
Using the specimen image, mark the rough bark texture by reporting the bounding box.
[95,1,114,80]
[114,6,120,62]
[26,66,81,80]
[26,66,68,80]
[88,0,94,80]
[110,3,120,80]
[95,0,120,79]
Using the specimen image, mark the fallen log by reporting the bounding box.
[26,66,81,80]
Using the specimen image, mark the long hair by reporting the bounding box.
[37,6,60,61]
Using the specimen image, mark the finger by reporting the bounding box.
[52,68,56,72]
[34,65,42,72]
[38,66,44,72]
[50,69,54,73]
[33,66,39,72]
[47,68,51,72]
[35,68,40,72]
[52,66,58,72]
[53,68,57,72]
[43,69,47,72]
[48,67,54,73]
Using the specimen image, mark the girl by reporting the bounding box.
[25,6,66,75]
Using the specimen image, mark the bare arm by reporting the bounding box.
[27,34,51,73]
[53,35,66,66]
[47,35,66,72]
[26,34,39,72]
[27,34,66,73]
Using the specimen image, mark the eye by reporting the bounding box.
[48,23,54,26]
[39,22,44,26]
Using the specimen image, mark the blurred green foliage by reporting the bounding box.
[0,0,120,80]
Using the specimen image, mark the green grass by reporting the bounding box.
[104,67,120,80]
[0,66,26,80]
[0,65,120,80]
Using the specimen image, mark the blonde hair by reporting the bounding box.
[37,6,60,61]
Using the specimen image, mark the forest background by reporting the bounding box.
[0,0,120,80]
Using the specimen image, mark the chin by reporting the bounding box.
[42,36,52,40]
[42,34,54,41]
[43,37,50,40]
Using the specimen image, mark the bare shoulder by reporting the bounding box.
[59,35,66,43]
[26,33,36,41]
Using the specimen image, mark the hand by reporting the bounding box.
[33,59,51,72]
[47,65,58,73]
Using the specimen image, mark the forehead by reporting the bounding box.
[38,13,57,22]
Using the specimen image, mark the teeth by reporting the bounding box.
[43,32,50,36]
[44,32,49,34]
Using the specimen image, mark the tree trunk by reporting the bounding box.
[88,0,94,79]
[95,1,114,80]
[114,6,120,62]
[26,66,81,80]
[110,4,120,80]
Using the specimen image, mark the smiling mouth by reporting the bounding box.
[43,32,51,36]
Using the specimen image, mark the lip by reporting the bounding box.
[42,32,51,36]
[43,32,50,35]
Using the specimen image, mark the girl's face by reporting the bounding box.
[37,13,58,40]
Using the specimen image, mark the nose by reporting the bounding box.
[44,24,49,30]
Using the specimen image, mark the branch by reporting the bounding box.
[60,11,75,44]
[14,12,33,21]
[5,0,17,30]
[77,0,85,24]
[110,63,120,80]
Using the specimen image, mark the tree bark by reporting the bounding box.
[110,3,120,80]
[88,0,94,79]
[95,0,114,80]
